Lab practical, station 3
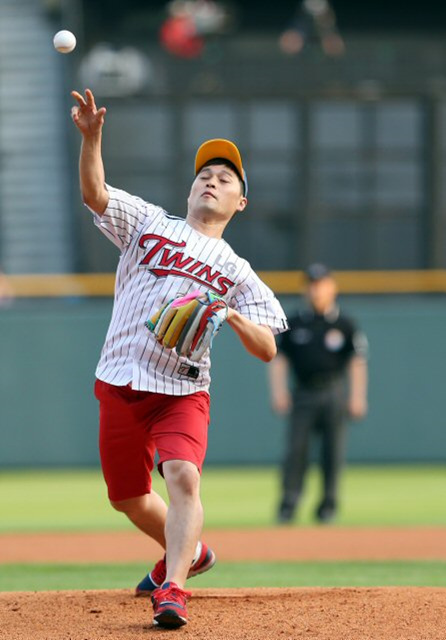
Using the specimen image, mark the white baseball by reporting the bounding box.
[53,30,77,54]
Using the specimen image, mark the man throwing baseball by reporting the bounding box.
[71,88,288,629]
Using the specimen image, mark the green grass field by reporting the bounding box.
[1,464,445,532]
[2,561,445,592]
[1,465,445,591]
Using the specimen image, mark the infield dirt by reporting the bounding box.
[1,527,445,639]
[1,587,445,639]
[1,526,445,563]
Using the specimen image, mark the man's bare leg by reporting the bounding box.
[162,460,203,588]
[111,490,167,548]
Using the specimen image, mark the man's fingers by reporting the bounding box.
[70,90,106,129]
[71,89,102,114]
[85,88,96,109]
[71,90,87,107]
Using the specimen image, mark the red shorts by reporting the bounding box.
[94,379,210,502]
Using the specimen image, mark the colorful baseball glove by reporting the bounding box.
[145,290,229,362]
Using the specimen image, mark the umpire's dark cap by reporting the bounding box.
[305,263,332,282]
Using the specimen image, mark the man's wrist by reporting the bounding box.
[82,131,102,146]
[227,307,238,324]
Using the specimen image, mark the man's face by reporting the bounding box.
[187,163,247,221]
[307,276,337,313]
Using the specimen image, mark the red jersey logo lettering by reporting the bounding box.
[139,233,235,296]
[159,249,194,271]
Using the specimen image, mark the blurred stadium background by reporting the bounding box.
[0,0,446,470]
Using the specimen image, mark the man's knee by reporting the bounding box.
[110,494,147,515]
[163,460,200,497]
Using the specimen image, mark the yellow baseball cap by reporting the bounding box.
[195,138,248,195]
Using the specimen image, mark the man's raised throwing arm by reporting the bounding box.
[71,89,109,215]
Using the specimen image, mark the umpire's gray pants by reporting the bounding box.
[281,380,348,509]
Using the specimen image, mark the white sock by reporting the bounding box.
[192,541,202,565]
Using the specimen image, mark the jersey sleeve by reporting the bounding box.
[230,268,289,335]
[86,184,165,250]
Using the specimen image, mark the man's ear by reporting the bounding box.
[236,197,248,214]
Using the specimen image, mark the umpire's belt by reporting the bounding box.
[299,374,343,390]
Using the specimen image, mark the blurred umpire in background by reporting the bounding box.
[269,263,368,524]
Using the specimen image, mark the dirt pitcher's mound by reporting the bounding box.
[1,587,445,640]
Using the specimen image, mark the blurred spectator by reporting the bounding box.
[160,0,233,58]
[79,44,151,97]
[279,0,345,57]
[269,263,368,524]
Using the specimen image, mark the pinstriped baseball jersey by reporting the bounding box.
[89,185,288,395]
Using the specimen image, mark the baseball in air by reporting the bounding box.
[53,30,76,54]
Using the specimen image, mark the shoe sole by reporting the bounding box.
[153,610,187,629]
[136,549,216,597]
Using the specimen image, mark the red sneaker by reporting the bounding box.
[135,555,167,595]
[188,541,217,579]
[151,581,191,628]
[135,542,216,596]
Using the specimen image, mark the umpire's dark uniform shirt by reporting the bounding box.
[277,307,365,389]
